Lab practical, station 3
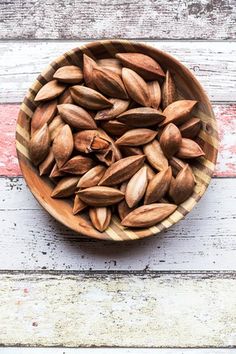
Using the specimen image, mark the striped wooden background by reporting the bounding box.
[0,0,236,351]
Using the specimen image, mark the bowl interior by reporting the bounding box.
[16,40,219,241]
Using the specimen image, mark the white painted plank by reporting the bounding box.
[0,272,235,347]
[0,41,236,103]
[1,177,236,271]
[0,349,233,354]
[0,0,235,40]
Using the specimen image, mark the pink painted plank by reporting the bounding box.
[0,104,235,177]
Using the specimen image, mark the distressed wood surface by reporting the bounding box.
[0,272,236,347]
[0,41,236,103]
[0,1,235,40]
[1,177,236,271]
[0,351,233,354]
[0,350,233,354]
[1,103,235,177]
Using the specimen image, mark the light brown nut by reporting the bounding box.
[179,117,202,139]
[48,115,65,141]
[159,123,182,158]
[117,181,135,220]
[98,155,145,186]
[161,70,176,109]
[70,85,112,110]
[39,148,55,176]
[145,163,156,181]
[117,107,165,127]
[160,100,198,127]
[176,138,205,159]
[144,166,172,204]
[116,52,165,81]
[29,124,50,166]
[95,99,130,121]
[116,129,157,146]
[58,103,97,130]
[89,207,112,232]
[97,58,122,76]
[58,88,74,104]
[169,157,187,177]
[78,186,124,206]
[93,67,128,99]
[121,203,177,228]
[169,164,195,204]
[78,165,106,188]
[60,155,95,175]
[52,124,74,168]
[125,166,148,208]
[83,54,98,89]
[49,163,65,179]
[143,140,168,171]
[74,130,110,154]
[34,80,66,102]
[31,99,57,135]
[51,176,80,198]
[53,65,83,84]
[73,195,87,215]
[101,120,130,136]
[122,68,150,106]
[148,81,161,109]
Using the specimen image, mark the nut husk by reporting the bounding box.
[95,99,130,121]
[29,123,50,166]
[169,164,195,204]
[176,138,205,159]
[51,176,80,198]
[116,129,157,146]
[117,107,165,127]
[116,52,165,81]
[98,155,145,186]
[70,85,113,110]
[60,155,95,175]
[143,140,168,171]
[93,67,128,99]
[161,70,176,109]
[77,165,106,188]
[122,68,150,106]
[53,65,83,84]
[31,99,57,134]
[78,186,124,206]
[58,103,97,130]
[159,123,182,158]
[160,100,198,127]
[121,203,177,228]
[52,124,74,168]
[179,117,202,138]
[144,166,172,204]
[89,207,112,232]
[125,166,148,208]
[34,80,66,102]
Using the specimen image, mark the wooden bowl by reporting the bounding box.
[16,40,219,241]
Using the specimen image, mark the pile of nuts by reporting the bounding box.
[29,51,204,231]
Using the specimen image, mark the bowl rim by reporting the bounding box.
[16,39,219,241]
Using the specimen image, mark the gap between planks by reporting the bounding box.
[0,41,235,102]
[0,177,236,271]
[0,272,236,347]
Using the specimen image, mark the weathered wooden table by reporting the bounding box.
[0,1,236,353]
